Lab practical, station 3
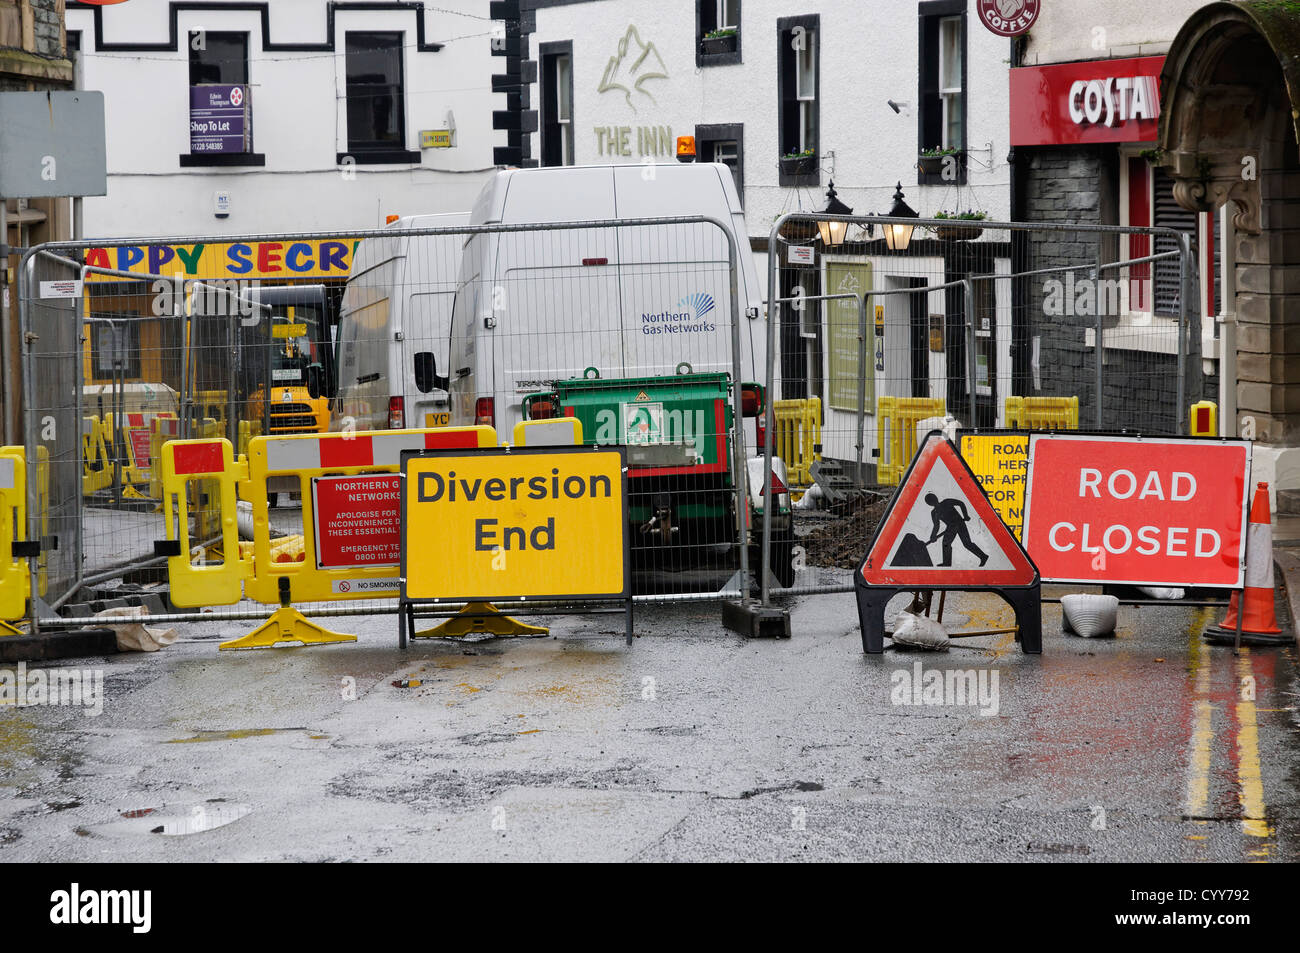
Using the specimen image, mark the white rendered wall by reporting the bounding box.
[68,0,502,238]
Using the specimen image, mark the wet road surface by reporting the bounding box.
[1,587,1296,861]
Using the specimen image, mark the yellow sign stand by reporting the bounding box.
[411,601,549,640]
[219,577,356,650]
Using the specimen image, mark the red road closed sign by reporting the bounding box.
[1022,435,1251,587]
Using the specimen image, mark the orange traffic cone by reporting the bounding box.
[1207,482,1288,645]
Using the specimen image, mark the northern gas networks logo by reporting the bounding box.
[679,293,715,321]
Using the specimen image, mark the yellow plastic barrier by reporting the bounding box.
[877,397,945,485]
[82,416,112,496]
[148,414,183,500]
[772,398,821,488]
[160,438,246,609]
[1004,396,1079,430]
[512,418,583,446]
[1190,400,1217,437]
[0,447,29,624]
[160,426,498,649]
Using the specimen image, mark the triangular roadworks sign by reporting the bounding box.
[860,432,1038,588]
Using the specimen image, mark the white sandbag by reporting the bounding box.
[95,606,179,653]
[1137,586,1184,600]
[237,500,255,540]
[891,610,950,650]
[1061,593,1119,637]
[794,483,825,510]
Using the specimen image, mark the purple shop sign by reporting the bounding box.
[189,85,248,153]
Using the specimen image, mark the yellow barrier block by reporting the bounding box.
[0,447,28,623]
[512,417,583,447]
[161,438,249,608]
[1190,400,1217,437]
[773,398,821,487]
[240,426,498,606]
[82,416,112,496]
[876,396,945,485]
[1004,396,1079,430]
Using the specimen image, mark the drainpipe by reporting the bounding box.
[1218,203,1237,438]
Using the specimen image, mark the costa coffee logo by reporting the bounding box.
[977,0,1040,37]
[1068,76,1160,127]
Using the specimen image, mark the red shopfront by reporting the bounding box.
[1009,55,1220,365]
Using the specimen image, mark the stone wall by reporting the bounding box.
[0,0,71,90]
[1022,145,1216,434]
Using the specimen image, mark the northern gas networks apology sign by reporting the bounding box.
[402,447,627,601]
[1022,435,1251,587]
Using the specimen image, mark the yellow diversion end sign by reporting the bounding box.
[402,447,628,601]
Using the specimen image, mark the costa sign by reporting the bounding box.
[1010,56,1165,146]
[1022,435,1251,588]
[977,0,1040,38]
[1068,75,1159,127]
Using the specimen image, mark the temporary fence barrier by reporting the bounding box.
[876,397,947,485]
[759,211,1205,607]
[15,214,763,636]
[1004,396,1079,430]
[0,447,30,624]
[772,398,821,490]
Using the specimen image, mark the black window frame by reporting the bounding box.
[917,0,967,186]
[696,0,742,68]
[539,40,574,167]
[777,14,819,189]
[339,31,421,165]
[181,29,265,167]
[695,122,744,204]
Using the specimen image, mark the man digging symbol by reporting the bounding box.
[924,492,988,567]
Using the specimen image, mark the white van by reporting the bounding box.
[331,211,470,432]
[445,163,767,434]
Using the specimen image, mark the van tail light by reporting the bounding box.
[388,396,405,430]
[475,397,495,427]
[740,383,764,418]
[529,398,555,420]
[755,415,767,451]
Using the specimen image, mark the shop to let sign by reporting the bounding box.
[1022,435,1250,587]
[402,447,627,601]
[189,85,248,154]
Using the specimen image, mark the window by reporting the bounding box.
[540,42,574,167]
[342,32,419,163]
[696,123,744,201]
[777,15,818,187]
[189,31,248,86]
[1106,156,1218,355]
[181,31,262,166]
[697,0,742,67]
[90,320,141,381]
[918,1,966,185]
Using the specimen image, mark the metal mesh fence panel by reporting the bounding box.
[19,215,764,629]
[762,214,1205,598]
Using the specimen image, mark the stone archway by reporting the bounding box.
[1159,1,1300,509]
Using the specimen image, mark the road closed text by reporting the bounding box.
[403,449,627,601]
[1048,468,1221,558]
[1023,436,1250,587]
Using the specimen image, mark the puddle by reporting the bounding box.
[165,728,319,744]
[88,800,252,837]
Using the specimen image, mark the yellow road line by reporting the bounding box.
[1185,612,1212,822]
[1234,650,1272,853]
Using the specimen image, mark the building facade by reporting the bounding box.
[66,0,505,236]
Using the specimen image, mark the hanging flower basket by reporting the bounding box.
[933,224,984,241]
